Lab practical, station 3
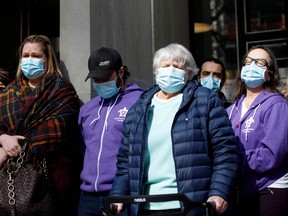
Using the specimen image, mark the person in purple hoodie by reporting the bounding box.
[226,45,288,216]
[77,47,143,216]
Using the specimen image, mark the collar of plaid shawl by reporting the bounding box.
[0,76,79,157]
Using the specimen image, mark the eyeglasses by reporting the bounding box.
[243,57,269,67]
[200,71,222,79]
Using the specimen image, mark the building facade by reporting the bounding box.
[1,0,287,103]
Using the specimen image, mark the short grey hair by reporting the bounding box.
[152,43,198,77]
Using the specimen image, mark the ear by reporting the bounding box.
[118,66,125,78]
[265,69,273,81]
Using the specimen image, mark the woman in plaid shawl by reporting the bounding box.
[0,35,81,215]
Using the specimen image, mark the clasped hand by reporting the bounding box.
[0,134,26,166]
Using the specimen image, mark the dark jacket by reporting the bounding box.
[218,91,232,108]
[109,80,239,215]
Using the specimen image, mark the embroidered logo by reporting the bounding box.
[114,107,129,122]
[99,60,110,66]
[242,116,254,137]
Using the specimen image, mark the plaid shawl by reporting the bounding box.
[0,76,80,158]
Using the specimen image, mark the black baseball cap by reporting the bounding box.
[85,47,123,81]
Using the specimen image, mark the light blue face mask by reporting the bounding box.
[156,66,186,93]
[200,76,221,92]
[92,77,120,99]
[21,57,45,79]
[241,61,266,88]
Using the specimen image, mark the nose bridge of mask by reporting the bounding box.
[249,61,266,78]
[92,77,120,98]
[156,66,186,94]
[158,66,185,78]
[201,75,216,88]
[95,76,118,87]
[250,61,257,73]
[22,57,43,67]
[241,60,267,89]
[31,57,43,66]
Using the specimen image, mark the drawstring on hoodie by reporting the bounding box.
[89,94,121,128]
[89,99,105,126]
[228,104,236,120]
[93,93,121,191]
[104,94,121,130]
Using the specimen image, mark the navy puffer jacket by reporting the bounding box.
[109,81,238,215]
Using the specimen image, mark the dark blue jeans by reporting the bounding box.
[78,191,127,216]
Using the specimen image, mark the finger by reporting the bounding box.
[7,145,21,156]
[216,203,228,215]
[114,204,122,214]
[15,145,23,153]
[15,135,26,140]
[7,150,17,157]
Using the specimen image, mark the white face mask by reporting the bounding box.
[92,77,120,99]
[156,66,186,93]
[21,57,45,79]
[200,76,221,92]
[241,62,267,88]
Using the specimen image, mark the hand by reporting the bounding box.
[207,195,228,215]
[0,134,25,157]
[0,147,8,167]
[111,203,124,215]
[103,203,124,216]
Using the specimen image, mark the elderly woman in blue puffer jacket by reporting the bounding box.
[108,43,239,216]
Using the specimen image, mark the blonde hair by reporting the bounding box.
[16,35,62,78]
[282,78,288,99]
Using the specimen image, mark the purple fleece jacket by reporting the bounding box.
[78,83,143,192]
[226,90,288,197]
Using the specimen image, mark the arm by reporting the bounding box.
[208,94,239,214]
[107,104,138,213]
[245,101,288,173]
[109,109,132,196]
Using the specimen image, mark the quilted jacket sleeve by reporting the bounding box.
[207,92,239,201]
[109,102,137,197]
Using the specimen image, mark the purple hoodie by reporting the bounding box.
[78,83,143,192]
[226,90,288,197]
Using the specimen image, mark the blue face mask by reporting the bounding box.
[241,61,266,88]
[21,57,45,79]
[92,77,120,99]
[200,76,221,92]
[156,66,186,93]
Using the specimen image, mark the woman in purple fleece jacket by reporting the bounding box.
[226,46,288,216]
[77,47,143,216]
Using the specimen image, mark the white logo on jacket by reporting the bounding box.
[114,107,129,122]
[242,116,255,137]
